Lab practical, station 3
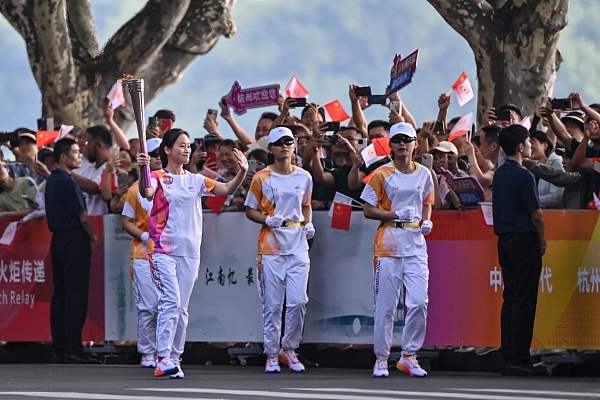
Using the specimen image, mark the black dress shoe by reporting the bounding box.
[502,364,546,376]
[64,352,101,364]
[50,352,65,364]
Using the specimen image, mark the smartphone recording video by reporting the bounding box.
[207,109,218,120]
[289,98,307,108]
[321,121,341,132]
[368,95,387,105]
[354,86,372,97]
[550,97,572,110]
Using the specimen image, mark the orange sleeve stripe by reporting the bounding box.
[204,177,217,192]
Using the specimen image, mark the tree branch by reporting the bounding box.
[426,0,494,48]
[66,0,101,62]
[99,0,191,79]
[0,0,31,39]
[114,0,235,125]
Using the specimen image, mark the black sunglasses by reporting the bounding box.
[148,150,160,158]
[390,135,416,144]
[271,138,295,147]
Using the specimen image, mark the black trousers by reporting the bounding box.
[497,231,542,366]
[50,229,92,354]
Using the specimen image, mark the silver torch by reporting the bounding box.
[122,75,151,189]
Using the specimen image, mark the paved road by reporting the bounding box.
[0,364,598,400]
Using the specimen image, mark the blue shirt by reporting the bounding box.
[7,162,46,186]
[492,159,540,235]
[45,169,86,232]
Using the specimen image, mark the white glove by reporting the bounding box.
[303,222,315,240]
[394,206,416,221]
[421,220,433,236]
[140,232,149,244]
[265,215,284,228]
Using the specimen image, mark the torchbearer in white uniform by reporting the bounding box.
[137,129,247,379]
[245,126,314,374]
[360,122,435,378]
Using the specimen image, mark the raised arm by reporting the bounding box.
[220,99,254,145]
[103,105,130,150]
[349,85,368,133]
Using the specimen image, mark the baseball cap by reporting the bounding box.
[389,122,417,139]
[147,138,162,153]
[268,126,294,144]
[17,130,37,144]
[561,111,585,131]
[246,136,269,154]
[499,103,523,118]
[432,141,458,156]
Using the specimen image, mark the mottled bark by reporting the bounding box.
[427,0,569,122]
[0,0,236,129]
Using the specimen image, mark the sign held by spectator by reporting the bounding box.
[386,50,419,95]
[222,81,280,115]
[451,72,474,106]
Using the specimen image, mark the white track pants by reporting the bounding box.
[150,253,200,360]
[258,253,310,357]
[132,259,159,356]
[373,255,429,360]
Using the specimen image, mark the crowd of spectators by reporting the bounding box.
[1,86,599,220]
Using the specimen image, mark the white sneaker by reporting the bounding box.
[153,358,179,377]
[397,355,428,377]
[279,349,305,373]
[140,354,156,368]
[265,355,281,373]
[372,359,389,377]
[169,358,184,379]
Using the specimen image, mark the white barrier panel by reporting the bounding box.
[104,212,404,344]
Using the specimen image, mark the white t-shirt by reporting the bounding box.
[244,166,312,255]
[360,162,435,257]
[148,169,217,259]
[74,158,108,215]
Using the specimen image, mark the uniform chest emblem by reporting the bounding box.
[161,176,173,185]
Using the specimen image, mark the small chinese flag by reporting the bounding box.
[372,137,391,156]
[205,195,228,213]
[285,75,309,98]
[362,171,375,185]
[451,71,474,106]
[331,202,352,231]
[322,99,351,122]
[106,79,126,110]
[448,112,474,142]
[36,130,60,147]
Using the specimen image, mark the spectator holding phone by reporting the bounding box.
[7,128,49,185]
[0,160,37,217]
[310,127,364,204]
[361,122,434,378]
[219,98,277,145]
[529,131,564,208]
[245,126,313,374]
[147,109,176,139]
